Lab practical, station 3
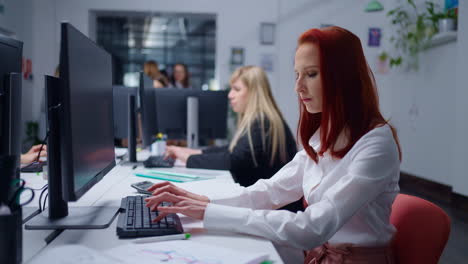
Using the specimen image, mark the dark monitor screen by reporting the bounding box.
[154,89,195,139]
[60,23,115,201]
[139,74,158,147]
[0,36,23,157]
[198,90,228,139]
[0,36,22,92]
[153,89,228,141]
[113,85,137,139]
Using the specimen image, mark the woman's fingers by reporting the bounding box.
[31,145,43,152]
[151,206,193,223]
[149,196,208,223]
[149,183,209,203]
[158,204,206,220]
[152,212,169,223]
[164,146,179,159]
[157,206,185,214]
[147,181,173,192]
[149,182,193,199]
[145,192,182,210]
[151,184,187,198]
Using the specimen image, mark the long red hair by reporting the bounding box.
[297,26,401,163]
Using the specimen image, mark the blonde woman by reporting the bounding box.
[143,60,170,88]
[165,66,298,192]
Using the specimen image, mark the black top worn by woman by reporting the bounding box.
[186,119,303,212]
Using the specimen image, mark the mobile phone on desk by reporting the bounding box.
[131,181,154,195]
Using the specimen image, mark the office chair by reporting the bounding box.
[390,194,451,264]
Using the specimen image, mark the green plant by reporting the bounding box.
[23,121,41,147]
[426,2,457,31]
[387,0,437,70]
[378,51,389,62]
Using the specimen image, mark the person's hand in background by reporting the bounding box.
[21,145,47,164]
[164,146,201,163]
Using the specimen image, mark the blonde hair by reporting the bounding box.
[228,66,289,166]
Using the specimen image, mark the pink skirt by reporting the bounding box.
[305,242,395,264]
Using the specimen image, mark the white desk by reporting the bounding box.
[21,158,286,263]
[20,171,56,263]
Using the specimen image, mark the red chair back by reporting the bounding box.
[390,194,451,264]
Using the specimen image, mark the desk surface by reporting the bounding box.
[21,155,285,263]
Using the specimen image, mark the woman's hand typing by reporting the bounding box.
[144,181,210,222]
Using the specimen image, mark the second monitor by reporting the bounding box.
[154,89,228,147]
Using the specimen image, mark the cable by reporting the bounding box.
[38,186,49,212]
[43,193,49,211]
[35,131,49,161]
[32,183,48,191]
[7,178,35,209]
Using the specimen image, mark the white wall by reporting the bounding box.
[30,0,57,130]
[0,0,34,146]
[451,0,468,196]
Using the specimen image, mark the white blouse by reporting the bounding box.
[203,125,400,250]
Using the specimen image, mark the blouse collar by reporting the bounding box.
[308,128,321,150]
[307,127,350,153]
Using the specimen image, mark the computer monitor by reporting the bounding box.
[153,89,228,144]
[0,36,23,158]
[26,23,117,230]
[0,36,22,207]
[198,90,228,140]
[139,73,158,147]
[154,89,195,139]
[113,85,137,139]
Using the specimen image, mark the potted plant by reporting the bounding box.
[426,2,457,33]
[377,51,390,74]
[387,0,435,70]
[23,121,42,149]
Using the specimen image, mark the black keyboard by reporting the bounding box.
[116,195,183,238]
[143,155,175,168]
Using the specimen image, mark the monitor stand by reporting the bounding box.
[120,94,143,166]
[187,96,199,148]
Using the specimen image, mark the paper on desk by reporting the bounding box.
[29,245,123,264]
[105,240,269,264]
[29,241,269,264]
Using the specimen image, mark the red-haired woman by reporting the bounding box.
[145,26,401,264]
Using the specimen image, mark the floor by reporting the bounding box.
[399,187,468,264]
